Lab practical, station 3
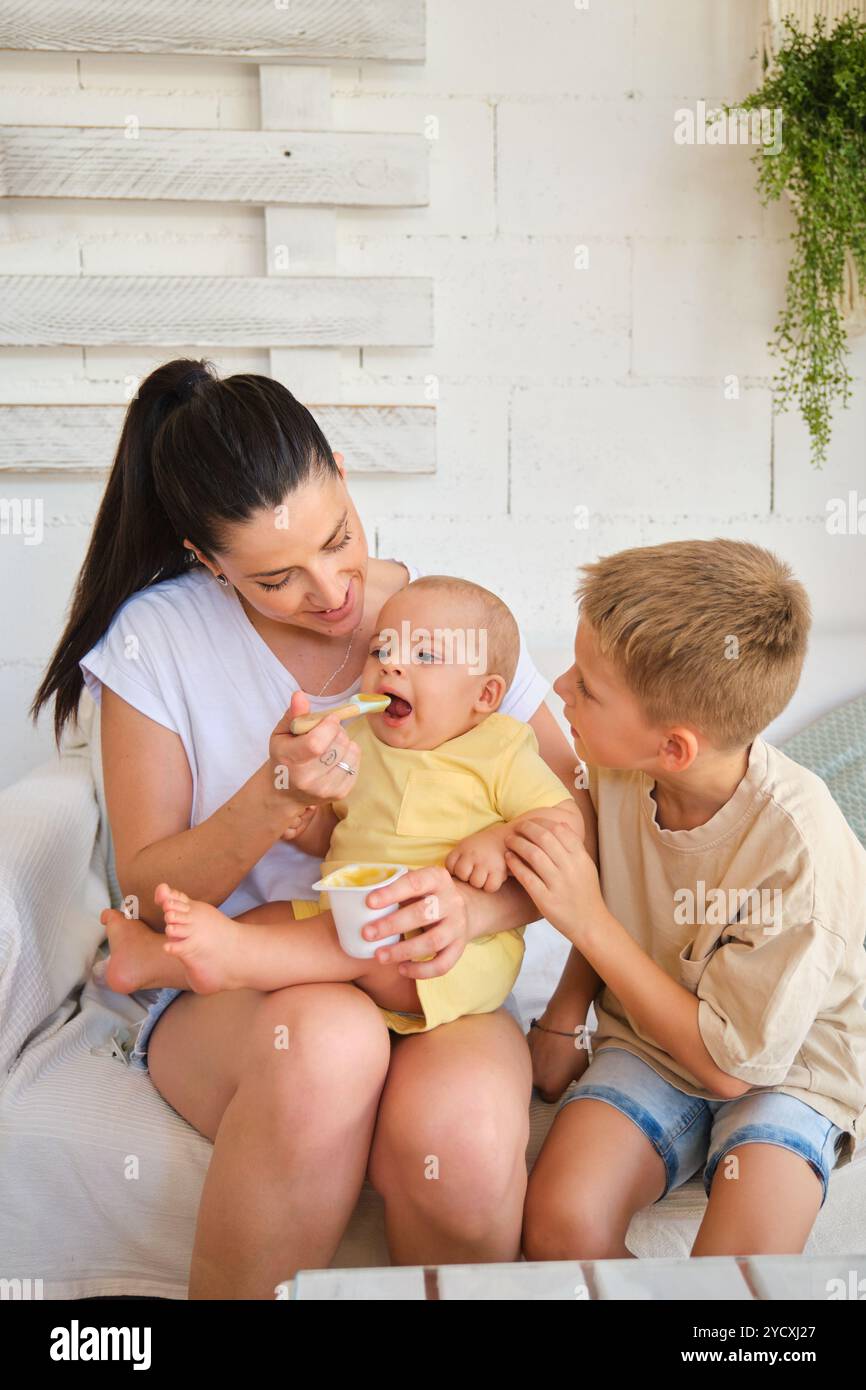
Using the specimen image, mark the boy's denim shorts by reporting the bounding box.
[560,1045,845,1207]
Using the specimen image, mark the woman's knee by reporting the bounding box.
[371,1079,529,1232]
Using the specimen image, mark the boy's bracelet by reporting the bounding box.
[529,1017,581,1037]
[530,1018,593,1059]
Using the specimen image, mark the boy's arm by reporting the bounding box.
[578,907,747,1096]
[504,818,754,1098]
[529,944,601,1101]
[541,940,601,1027]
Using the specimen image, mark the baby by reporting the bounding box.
[141,576,579,1034]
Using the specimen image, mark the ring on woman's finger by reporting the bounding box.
[319,747,338,767]
[337,760,355,775]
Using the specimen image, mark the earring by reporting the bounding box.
[216,573,229,587]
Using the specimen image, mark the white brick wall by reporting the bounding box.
[2,0,865,785]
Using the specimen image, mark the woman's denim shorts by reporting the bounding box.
[127,987,184,1072]
[560,1045,845,1207]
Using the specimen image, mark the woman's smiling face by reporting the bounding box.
[187,468,369,637]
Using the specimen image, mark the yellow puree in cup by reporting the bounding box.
[318,864,401,889]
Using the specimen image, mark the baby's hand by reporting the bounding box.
[280,804,317,843]
[446,824,509,892]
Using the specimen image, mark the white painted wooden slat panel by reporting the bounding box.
[0,0,426,61]
[0,403,435,474]
[260,66,342,402]
[0,276,433,347]
[0,128,428,207]
[264,208,343,399]
[320,403,434,472]
[259,66,333,132]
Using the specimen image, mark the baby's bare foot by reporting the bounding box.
[99,907,189,994]
[156,882,245,994]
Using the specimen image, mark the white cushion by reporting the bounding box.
[0,751,104,1079]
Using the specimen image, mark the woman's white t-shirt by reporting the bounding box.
[81,564,550,917]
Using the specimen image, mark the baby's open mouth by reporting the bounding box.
[381,691,413,721]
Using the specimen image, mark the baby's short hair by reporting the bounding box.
[405,575,520,688]
[576,539,811,749]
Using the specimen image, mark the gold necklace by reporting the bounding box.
[317,623,358,697]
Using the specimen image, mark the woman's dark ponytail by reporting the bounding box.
[32,356,336,743]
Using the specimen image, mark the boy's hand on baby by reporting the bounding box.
[504,816,603,941]
[445,827,508,892]
[528,1017,591,1102]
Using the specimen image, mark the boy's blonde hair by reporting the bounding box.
[406,575,520,687]
[576,539,811,749]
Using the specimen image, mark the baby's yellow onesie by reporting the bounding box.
[306,712,571,1034]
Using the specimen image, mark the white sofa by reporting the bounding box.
[1,633,865,1299]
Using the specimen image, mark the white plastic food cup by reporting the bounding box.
[312,863,408,959]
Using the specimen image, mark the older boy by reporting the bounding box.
[508,540,866,1258]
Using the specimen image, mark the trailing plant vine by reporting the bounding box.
[732,13,866,465]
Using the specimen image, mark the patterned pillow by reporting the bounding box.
[782,695,866,850]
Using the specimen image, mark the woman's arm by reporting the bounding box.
[102,687,358,928]
[527,699,602,1010]
[527,700,597,863]
[102,690,288,927]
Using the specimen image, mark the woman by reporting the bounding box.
[33,358,591,1298]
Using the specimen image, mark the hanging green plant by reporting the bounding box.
[729,12,866,465]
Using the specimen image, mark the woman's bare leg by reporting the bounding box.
[367,1008,533,1264]
[146,980,391,1299]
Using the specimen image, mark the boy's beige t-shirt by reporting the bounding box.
[589,737,866,1164]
